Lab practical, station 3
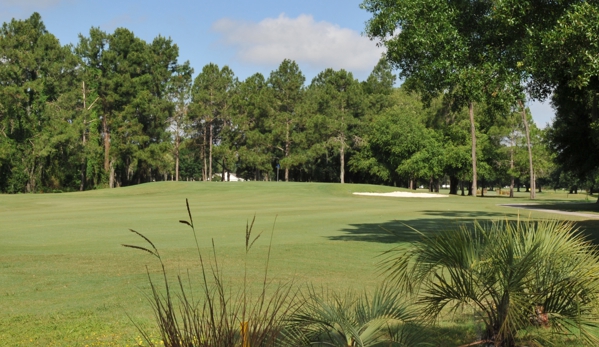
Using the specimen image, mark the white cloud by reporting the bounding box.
[212,14,384,74]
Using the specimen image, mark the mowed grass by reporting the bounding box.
[1,182,598,346]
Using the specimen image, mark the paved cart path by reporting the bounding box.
[500,204,599,219]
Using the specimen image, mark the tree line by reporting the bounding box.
[361,0,599,200]
[0,12,595,197]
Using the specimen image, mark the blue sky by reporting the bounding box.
[1,0,555,127]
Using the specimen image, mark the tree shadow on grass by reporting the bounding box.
[509,202,599,214]
[420,210,518,218]
[330,210,599,245]
[575,219,599,244]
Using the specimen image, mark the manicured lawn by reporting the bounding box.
[0,182,597,346]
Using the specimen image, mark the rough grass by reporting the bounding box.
[0,182,597,346]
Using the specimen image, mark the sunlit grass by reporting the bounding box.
[0,182,596,345]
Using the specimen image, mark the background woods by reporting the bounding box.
[0,11,596,197]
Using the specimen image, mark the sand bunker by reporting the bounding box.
[353,191,448,198]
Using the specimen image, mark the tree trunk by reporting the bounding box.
[449,176,459,195]
[109,159,115,189]
[175,122,180,182]
[80,82,88,191]
[202,129,207,181]
[80,160,87,191]
[510,136,515,198]
[510,178,515,198]
[340,143,345,184]
[209,122,213,181]
[469,102,478,196]
[26,162,35,193]
[80,130,87,191]
[592,92,598,122]
[103,113,110,175]
[589,92,597,202]
[480,177,485,197]
[518,100,536,199]
[461,180,465,196]
[592,93,599,204]
[285,120,290,182]
[222,158,226,183]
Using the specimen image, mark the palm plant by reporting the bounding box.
[285,285,428,347]
[382,219,599,346]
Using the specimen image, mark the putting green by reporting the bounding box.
[0,182,596,346]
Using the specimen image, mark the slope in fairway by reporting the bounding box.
[1,182,597,346]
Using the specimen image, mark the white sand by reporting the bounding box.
[353,191,448,198]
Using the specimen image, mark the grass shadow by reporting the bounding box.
[419,210,518,218]
[331,210,599,246]
[516,202,599,214]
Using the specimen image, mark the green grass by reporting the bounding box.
[0,182,597,346]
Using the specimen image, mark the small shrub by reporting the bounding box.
[382,219,599,347]
[285,285,429,347]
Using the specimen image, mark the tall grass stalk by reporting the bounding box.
[123,199,299,347]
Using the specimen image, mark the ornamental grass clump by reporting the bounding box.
[123,199,299,347]
[382,219,599,347]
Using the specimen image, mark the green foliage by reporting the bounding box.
[231,73,274,180]
[76,26,182,187]
[167,61,194,181]
[360,0,509,194]
[549,85,599,180]
[287,285,428,347]
[383,219,599,346]
[361,0,497,105]
[309,68,365,183]
[0,13,79,192]
[362,58,396,115]
[350,89,446,187]
[2,6,595,192]
[491,0,599,187]
[189,63,236,181]
[267,59,307,181]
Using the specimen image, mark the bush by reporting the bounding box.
[285,285,429,347]
[382,219,599,346]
